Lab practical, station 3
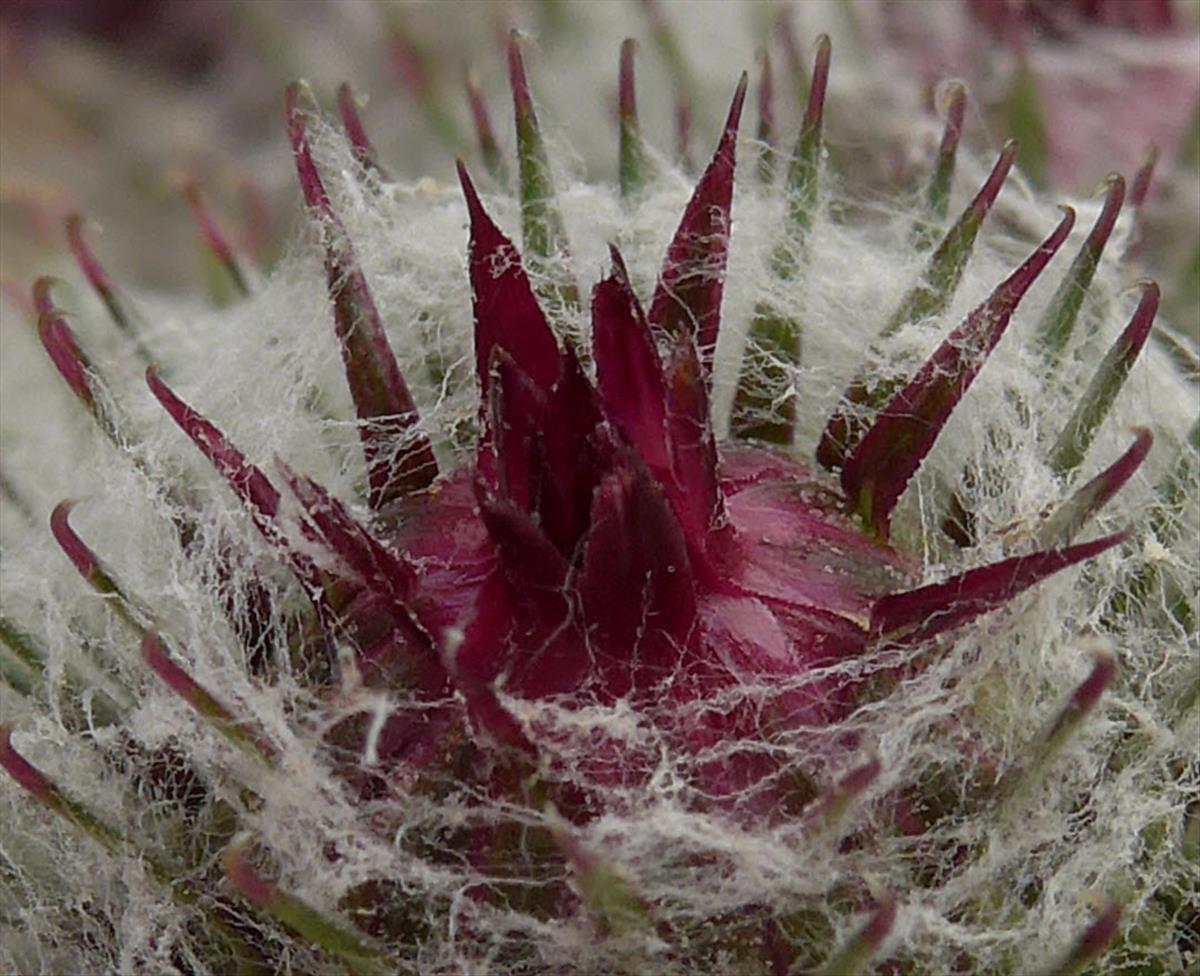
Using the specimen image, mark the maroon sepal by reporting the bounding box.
[147,368,280,524]
[277,461,418,606]
[146,368,328,602]
[446,598,546,752]
[871,531,1127,646]
[647,73,748,371]
[592,248,671,474]
[487,345,605,557]
[1042,429,1152,544]
[458,160,562,394]
[663,334,729,566]
[842,207,1075,539]
[577,455,697,699]
[285,84,437,508]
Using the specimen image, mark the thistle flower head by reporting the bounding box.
[1,6,1198,975]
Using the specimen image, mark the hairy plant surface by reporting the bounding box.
[1,9,1197,976]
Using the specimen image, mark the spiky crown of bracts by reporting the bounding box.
[1,19,1198,976]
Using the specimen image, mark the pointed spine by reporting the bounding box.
[784,33,830,241]
[225,837,399,976]
[285,84,437,507]
[889,140,1019,339]
[465,68,507,185]
[914,81,967,249]
[841,209,1075,539]
[508,32,578,309]
[619,39,651,200]
[818,141,1019,470]
[871,531,1125,646]
[3,724,140,855]
[815,898,897,976]
[1048,901,1122,976]
[35,293,119,446]
[756,46,776,185]
[647,73,747,371]
[142,632,276,763]
[50,501,276,763]
[146,368,331,607]
[1037,174,1126,363]
[638,0,696,168]
[731,37,830,446]
[1040,429,1153,545]
[50,501,140,631]
[1002,651,1117,817]
[182,180,250,298]
[65,214,151,361]
[3,725,263,962]
[1049,281,1157,476]
[336,82,389,180]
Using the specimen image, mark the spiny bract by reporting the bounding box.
[1,16,1198,976]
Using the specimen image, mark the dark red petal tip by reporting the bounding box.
[443,627,538,755]
[1042,428,1152,544]
[146,367,281,524]
[459,161,561,394]
[577,457,697,697]
[647,73,747,367]
[38,311,95,408]
[842,206,1076,539]
[284,82,331,216]
[336,82,385,176]
[0,725,53,801]
[871,530,1126,646]
[224,837,277,908]
[592,252,670,474]
[31,276,58,318]
[50,500,99,581]
[803,35,832,132]
[284,97,437,506]
[65,213,113,300]
[1051,900,1121,975]
[1130,145,1158,209]
[181,180,249,296]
